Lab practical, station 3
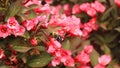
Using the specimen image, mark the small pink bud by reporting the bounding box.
[30,38,38,46]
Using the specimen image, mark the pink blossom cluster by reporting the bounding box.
[49,15,82,37]
[46,37,74,66]
[22,0,106,40]
[21,0,107,67]
[71,1,106,17]
[0,17,25,38]
[74,45,93,68]
[81,17,98,39]
[94,55,111,68]
[22,17,39,31]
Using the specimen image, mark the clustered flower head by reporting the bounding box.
[0,17,25,38]
[75,45,93,68]
[46,37,74,66]
[0,0,114,68]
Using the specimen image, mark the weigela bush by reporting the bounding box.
[0,0,120,68]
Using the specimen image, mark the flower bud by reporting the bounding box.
[30,38,38,46]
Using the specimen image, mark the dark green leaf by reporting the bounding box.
[62,39,71,50]
[27,10,36,19]
[109,0,118,18]
[100,7,112,21]
[20,6,29,14]
[5,0,22,21]
[11,38,31,53]
[108,43,117,48]
[28,4,39,9]
[27,52,52,67]
[34,46,46,51]
[0,66,10,68]
[90,49,100,66]
[13,46,31,53]
[105,33,118,43]
[101,44,111,54]
[110,6,118,19]
[94,34,105,44]
[69,37,81,51]
[22,31,30,39]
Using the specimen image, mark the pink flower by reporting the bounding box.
[34,4,51,14]
[12,26,25,37]
[68,28,83,36]
[23,0,41,7]
[80,3,91,12]
[46,37,62,53]
[37,15,49,28]
[86,7,97,17]
[51,57,61,66]
[98,55,111,66]
[74,51,90,65]
[45,0,53,4]
[80,2,97,17]
[63,57,74,67]
[91,1,106,13]
[63,15,82,36]
[57,30,65,39]
[72,4,81,14]
[54,49,71,57]
[63,4,72,16]
[30,38,38,46]
[89,17,98,31]
[22,18,38,31]
[84,45,93,54]
[82,29,90,40]
[7,17,19,29]
[114,0,120,7]
[50,5,62,15]
[49,15,82,36]
[0,24,11,38]
[49,37,62,49]
[82,17,98,39]
[94,64,105,68]
[53,49,74,67]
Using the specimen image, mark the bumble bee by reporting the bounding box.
[50,32,63,42]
